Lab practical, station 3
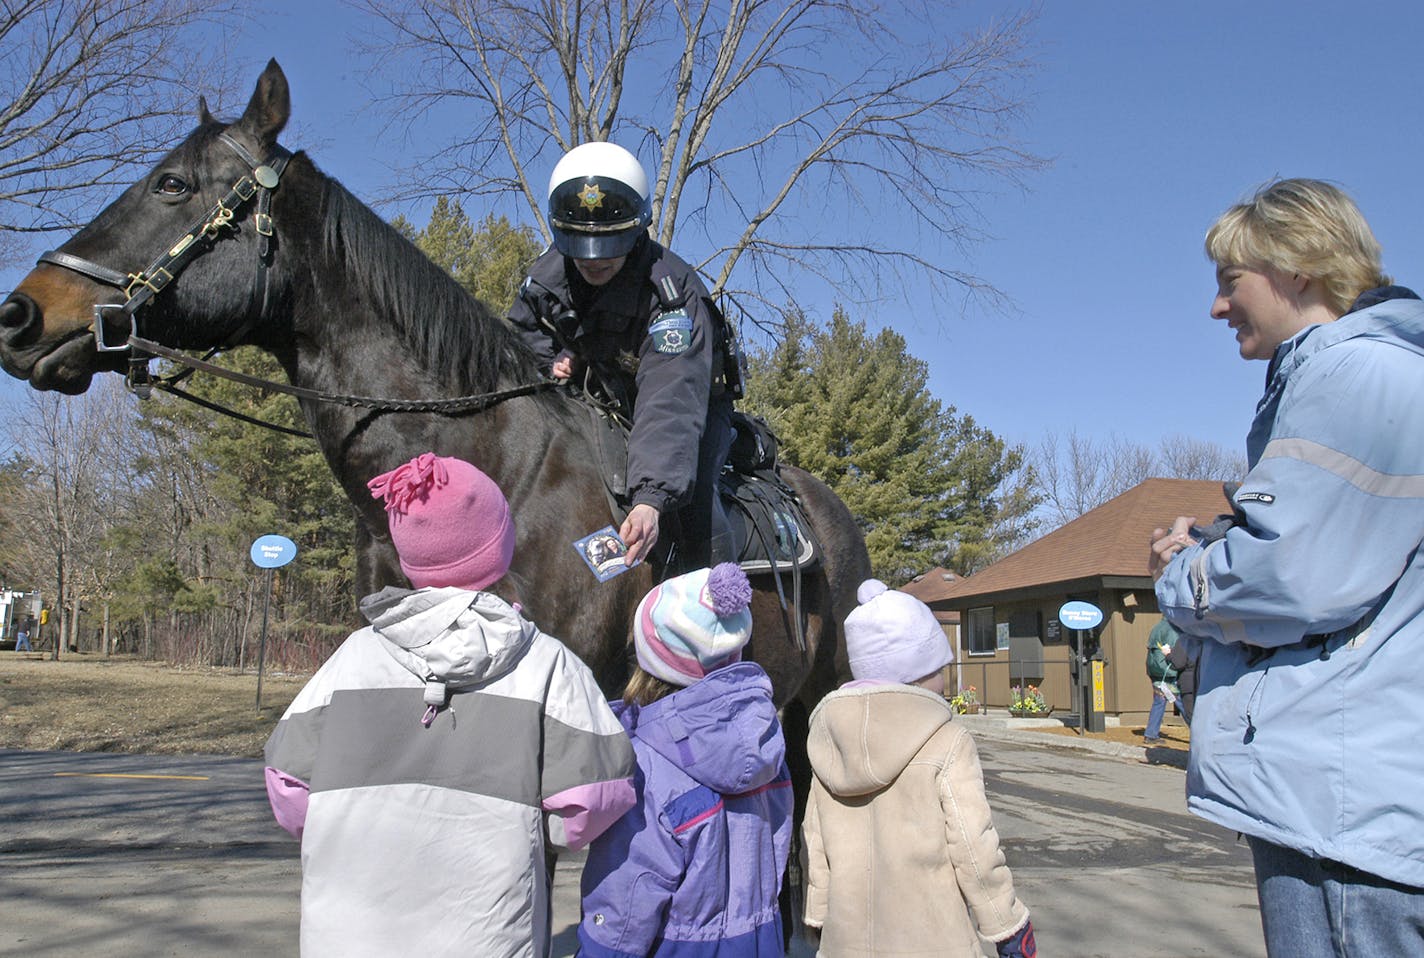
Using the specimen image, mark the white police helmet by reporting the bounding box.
[546,142,653,260]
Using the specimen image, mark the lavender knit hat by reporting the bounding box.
[634,563,754,687]
[367,453,515,591]
[844,579,953,684]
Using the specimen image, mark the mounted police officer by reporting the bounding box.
[508,142,738,571]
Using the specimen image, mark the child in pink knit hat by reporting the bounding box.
[579,563,793,957]
[367,451,516,591]
[264,453,636,958]
[802,579,1036,958]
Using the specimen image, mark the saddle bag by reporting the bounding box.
[728,411,779,474]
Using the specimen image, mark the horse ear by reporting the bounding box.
[236,59,290,145]
[198,95,215,126]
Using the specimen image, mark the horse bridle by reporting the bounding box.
[32,130,559,431]
[36,132,292,353]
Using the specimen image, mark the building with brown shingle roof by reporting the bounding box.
[905,478,1234,725]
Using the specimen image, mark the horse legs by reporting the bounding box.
[778,696,813,948]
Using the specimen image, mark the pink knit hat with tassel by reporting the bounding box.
[367,453,515,591]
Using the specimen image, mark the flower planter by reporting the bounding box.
[961,703,981,715]
[1009,706,1053,718]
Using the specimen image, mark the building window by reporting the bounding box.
[966,607,996,656]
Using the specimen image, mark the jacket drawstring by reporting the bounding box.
[421,678,450,727]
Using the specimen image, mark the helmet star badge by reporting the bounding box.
[578,182,605,211]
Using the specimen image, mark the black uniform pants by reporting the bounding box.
[672,395,734,571]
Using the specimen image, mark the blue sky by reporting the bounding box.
[7,1,1424,461]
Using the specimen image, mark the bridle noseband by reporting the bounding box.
[36,132,292,353]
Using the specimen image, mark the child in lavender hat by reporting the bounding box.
[803,579,1037,957]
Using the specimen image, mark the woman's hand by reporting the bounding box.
[1149,515,1199,579]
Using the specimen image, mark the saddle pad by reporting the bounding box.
[721,471,820,574]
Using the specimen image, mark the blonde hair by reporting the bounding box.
[623,664,680,708]
[1205,178,1390,316]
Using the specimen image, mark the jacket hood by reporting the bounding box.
[808,684,954,797]
[619,662,784,794]
[1270,291,1424,386]
[358,585,535,687]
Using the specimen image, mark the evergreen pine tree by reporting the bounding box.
[409,199,541,313]
[743,307,1038,581]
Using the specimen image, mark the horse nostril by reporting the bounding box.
[0,293,39,337]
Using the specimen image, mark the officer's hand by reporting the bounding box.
[620,504,660,566]
[551,350,580,381]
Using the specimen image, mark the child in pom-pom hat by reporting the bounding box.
[263,453,636,958]
[577,562,794,957]
[802,579,1037,958]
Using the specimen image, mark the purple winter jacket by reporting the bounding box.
[577,662,793,958]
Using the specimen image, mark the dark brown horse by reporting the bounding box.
[0,61,869,730]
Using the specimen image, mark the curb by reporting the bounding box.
[953,713,1188,768]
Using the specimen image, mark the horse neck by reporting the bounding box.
[267,172,575,490]
[273,175,521,395]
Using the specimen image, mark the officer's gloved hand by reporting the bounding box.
[996,920,1037,958]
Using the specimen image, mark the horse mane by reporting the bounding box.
[316,175,541,394]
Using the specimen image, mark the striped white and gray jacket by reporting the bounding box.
[264,586,636,958]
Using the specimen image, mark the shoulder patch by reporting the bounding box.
[649,309,693,355]
[1236,491,1275,504]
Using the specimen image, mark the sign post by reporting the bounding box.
[1058,600,1105,734]
[250,535,297,711]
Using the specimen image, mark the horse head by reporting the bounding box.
[0,60,295,393]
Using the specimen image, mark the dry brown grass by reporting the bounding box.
[1,650,1193,760]
[0,652,310,758]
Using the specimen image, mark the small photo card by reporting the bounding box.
[573,526,631,582]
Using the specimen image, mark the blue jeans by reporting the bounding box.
[1144,683,1178,739]
[1249,836,1424,957]
[14,633,31,651]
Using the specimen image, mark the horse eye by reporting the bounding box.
[156,174,189,196]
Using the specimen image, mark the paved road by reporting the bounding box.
[0,724,1262,957]
[973,728,1261,957]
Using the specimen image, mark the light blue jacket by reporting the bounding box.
[1156,291,1424,887]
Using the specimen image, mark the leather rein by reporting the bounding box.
[35,133,556,437]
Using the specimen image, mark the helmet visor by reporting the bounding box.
[553,227,644,260]
[549,175,650,260]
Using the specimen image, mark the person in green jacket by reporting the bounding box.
[1144,618,1182,744]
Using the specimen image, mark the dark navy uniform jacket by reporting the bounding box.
[507,237,732,515]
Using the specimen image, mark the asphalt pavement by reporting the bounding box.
[0,718,1256,958]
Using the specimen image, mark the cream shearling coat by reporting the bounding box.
[803,684,1030,956]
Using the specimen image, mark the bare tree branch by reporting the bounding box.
[0,0,244,263]
[1031,429,1247,526]
[355,0,1043,317]
[1158,433,1247,483]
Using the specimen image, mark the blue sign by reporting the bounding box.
[1058,600,1103,630]
[250,534,298,569]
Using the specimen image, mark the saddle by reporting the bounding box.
[582,402,821,576]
